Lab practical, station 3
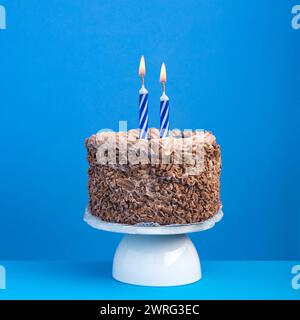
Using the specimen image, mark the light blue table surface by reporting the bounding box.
[0,261,299,300]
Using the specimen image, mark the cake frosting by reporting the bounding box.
[85,128,222,225]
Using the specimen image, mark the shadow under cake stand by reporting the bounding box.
[84,208,223,287]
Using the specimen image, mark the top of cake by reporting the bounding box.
[86,128,216,147]
[85,128,218,170]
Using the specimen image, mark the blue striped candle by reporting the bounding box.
[139,86,149,139]
[160,92,169,138]
[138,56,149,139]
[159,62,169,138]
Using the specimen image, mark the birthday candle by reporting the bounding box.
[138,56,149,139]
[159,63,169,138]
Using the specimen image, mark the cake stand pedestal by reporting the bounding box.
[84,208,223,287]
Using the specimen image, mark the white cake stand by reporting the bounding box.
[84,208,223,287]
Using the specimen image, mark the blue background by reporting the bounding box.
[1,261,299,299]
[0,0,299,260]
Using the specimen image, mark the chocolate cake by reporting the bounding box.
[85,128,222,225]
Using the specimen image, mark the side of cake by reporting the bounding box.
[85,128,222,225]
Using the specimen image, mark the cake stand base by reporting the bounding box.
[84,207,223,287]
[112,234,201,287]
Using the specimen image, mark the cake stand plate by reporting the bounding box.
[84,208,223,287]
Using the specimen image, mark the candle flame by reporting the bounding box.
[160,63,167,83]
[139,56,146,77]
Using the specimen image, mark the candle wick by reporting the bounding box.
[162,82,166,94]
[141,75,145,87]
